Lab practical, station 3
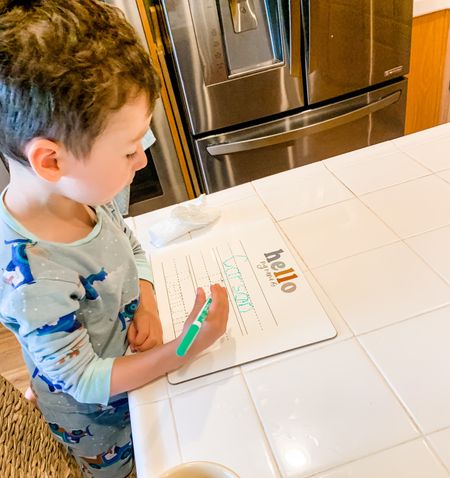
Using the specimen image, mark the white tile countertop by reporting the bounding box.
[414,0,450,16]
[127,123,450,478]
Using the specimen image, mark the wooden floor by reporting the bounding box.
[0,324,29,393]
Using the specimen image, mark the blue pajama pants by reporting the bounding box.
[32,380,134,478]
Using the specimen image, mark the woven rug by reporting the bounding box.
[0,374,83,478]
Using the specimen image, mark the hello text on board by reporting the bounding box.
[259,248,298,293]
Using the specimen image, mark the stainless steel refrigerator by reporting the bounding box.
[159,0,412,193]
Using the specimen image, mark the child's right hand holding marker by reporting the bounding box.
[110,283,228,397]
[179,284,229,357]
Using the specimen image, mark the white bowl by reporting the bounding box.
[159,461,240,478]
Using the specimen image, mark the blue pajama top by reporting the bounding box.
[0,191,153,406]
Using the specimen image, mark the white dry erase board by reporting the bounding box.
[151,218,337,384]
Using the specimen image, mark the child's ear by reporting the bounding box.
[24,138,63,182]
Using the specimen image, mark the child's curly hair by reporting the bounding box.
[0,0,160,166]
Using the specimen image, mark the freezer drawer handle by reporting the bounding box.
[207,90,401,156]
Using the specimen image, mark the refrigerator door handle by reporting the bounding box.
[289,0,302,77]
[207,90,401,156]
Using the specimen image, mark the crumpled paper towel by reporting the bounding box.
[148,195,220,247]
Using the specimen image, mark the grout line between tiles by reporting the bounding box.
[134,294,450,409]
[167,369,285,477]
[307,237,402,271]
[239,368,283,478]
[252,161,356,223]
[237,336,450,477]
[354,342,450,476]
[354,302,450,338]
[348,184,409,241]
[251,183,286,224]
[423,435,450,476]
[273,201,401,285]
[270,222,362,342]
[395,141,450,175]
[427,424,450,436]
[400,240,450,290]
[304,435,448,478]
[323,155,433,199]
[291,261,356,338]
[392,131,450,151]
[324,156,431,189]
[275,192,449,279]
[309,177,450,291]
[263,195,355,223]
[398,220,450,240]
[348,214,450,291]
[354,337,423,435]
[391,144,436,173]
[240,334,356,376]
[166,392,184,464]
[318,160,356,198]
[207,188,258,208]
[357,171,437,202]
[354,193,402,235]
[273,221,311,275]
[328,180,442,281]
[438,171,450,185]
[323,148,406,170]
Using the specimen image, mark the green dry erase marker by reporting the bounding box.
[176,296,213,357]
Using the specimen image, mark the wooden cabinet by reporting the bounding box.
[405,10,450,134]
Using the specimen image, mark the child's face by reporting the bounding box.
[59,93,152,206]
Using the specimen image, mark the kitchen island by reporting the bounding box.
[126,124,450,478]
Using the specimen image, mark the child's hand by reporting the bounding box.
[128,280,163,352]
[180,284,229,357]
[128,308,163,352]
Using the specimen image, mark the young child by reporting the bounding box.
[0,1,229,477]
